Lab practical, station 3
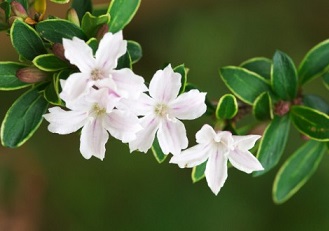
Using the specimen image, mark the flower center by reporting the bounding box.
[91,68,104,81]
[91,103,106,117]
[154,103,169,117]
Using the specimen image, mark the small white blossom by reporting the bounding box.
[128,64,207,155]
[170,124,264,195]
[60,31,147,102]
[44,88,142,160]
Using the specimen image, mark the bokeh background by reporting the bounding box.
[0,0,328,230]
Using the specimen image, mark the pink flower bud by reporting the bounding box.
[52,43,66,61]
[11,1,28,19]
[16,67,48,83]
[96,24,109,41]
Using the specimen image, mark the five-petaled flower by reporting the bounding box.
[60,31,147,102]
[128,64,207,155]
[44,88,142,160]
[170,124,264,195]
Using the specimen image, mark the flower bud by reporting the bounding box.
[96,24,109,41]
[16,67,48,83]
[11,1,28,19]
[34,0,46,21]
[66,8,80,27]
[52,43,66,61]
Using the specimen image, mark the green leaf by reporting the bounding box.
[1,86,49,148]
[271,50,298,100]
[254,115,291,176]
[273,140,326,204]
[291,106,329,141]
[240,57,272,79]
[81,12,110,38]
[116,52,132,69]
[191,161,207,183]
[107,0,141,33]
[253,92,273,121]
[173,64,187,94]
[33,54,69,72]
[87,38,98,55]
[50,0,70,4]
[219,66,271,105]
[298,39,329,85]
[93,4,108,17]
[0,62,30,90]
[215,94,238,120]
[10,19,47,61]
[71,0,92,21]
[127,40,142,64]
[44,71,65,105]
[303,94,329,114]
[323,72,329,90]
[185,83,215,115]
[151,137,167,163]
[36,19,87,43]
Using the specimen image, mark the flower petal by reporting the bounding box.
[95,31,127,70]
[195,124,217,144]
[103,110,142,143]
[228,149,264,174]
[60,73,92,103]
[169,90,206,120]
[169,143,211,168]
[232,135,261,151]
[80,118,109,160]
[43,107,87,134]
[149,64,181,103]
[205,149,228,195]
[157,119,188,155]
[117,93,154,116]
[63,37,95,73]
[129,115,159,153]
[110,68,147,99]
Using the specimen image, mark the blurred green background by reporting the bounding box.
[0,0,328,230]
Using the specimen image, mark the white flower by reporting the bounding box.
[170,124,264,195]
[44,88,142,160]
[128,64,207,155]
[60,31,147,102]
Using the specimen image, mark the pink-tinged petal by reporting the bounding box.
[44,107,87,134]
[214,131,234,149]
[80,118,109,160]
[169,90,206,120]
[195,124,217,144]
[110,69,147,99]
[228,149,264,174]
[205,149,228,195]
[157,119,188,155]
[117,94,154,116]
[87,88,120,112]
[129,115,159,153]
[232,135,261,151]
[149,64,181,103]
[103,110,142,143]
[95,31,127,70]
[169,143,211,168]
[60,73,92,103]
[63,37,95,73]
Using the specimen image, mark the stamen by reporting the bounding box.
[154,103,168,117]
[91,68,104,81]
[92,104,106,116]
